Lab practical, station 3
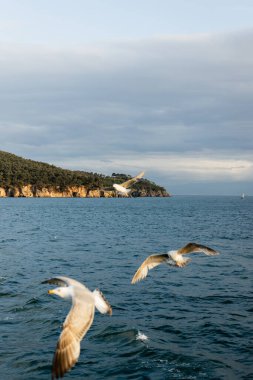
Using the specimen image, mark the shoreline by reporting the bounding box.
[0,185,170,198]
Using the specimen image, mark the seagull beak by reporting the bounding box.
[48,289,55,295]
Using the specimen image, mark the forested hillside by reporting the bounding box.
[0,151,169,196]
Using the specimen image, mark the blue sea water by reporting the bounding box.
[0,196,252,380]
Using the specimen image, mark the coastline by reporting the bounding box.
[0,185,170,198]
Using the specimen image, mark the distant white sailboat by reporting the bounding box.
[241,193,245,199]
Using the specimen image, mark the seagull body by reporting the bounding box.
[113,171,145,196]
[131,242,219,284]
[42,276,112,379]
[112,183,132,195]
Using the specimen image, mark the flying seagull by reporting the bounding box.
[42,276,112,379]
[131,242,219,284]
[113,171,145,196]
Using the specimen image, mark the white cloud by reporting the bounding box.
[53,154,253,183]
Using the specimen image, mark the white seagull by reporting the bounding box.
[131,242,219,284]
[42,276,112,379]
[113,171,145,196]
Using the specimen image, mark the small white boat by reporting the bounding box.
[241,193,245,199]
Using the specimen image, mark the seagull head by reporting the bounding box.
[48,287,72,299]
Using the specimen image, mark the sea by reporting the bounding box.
[0,196,252,380]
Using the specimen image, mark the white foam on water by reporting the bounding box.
[136,330,149,342]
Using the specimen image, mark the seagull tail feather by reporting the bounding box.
[93,289,112,315]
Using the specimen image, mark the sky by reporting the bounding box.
[0,0,253,195]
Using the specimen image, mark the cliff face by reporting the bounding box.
[0,185,88,198]
[0,187,6,197]
[0,185,169,198]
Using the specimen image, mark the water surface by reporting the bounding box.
[0,196,252,379]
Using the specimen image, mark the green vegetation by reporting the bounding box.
[0,150,169,195]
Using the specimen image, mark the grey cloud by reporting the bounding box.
[0,31,253,193]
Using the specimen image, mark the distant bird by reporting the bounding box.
[42,276,112,379]
[113,171,145,196]
[131,242,219,284]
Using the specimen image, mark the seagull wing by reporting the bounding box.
[178,242,219,256]
[42,276,90,291]
[42,277,69,287]
[52,286,95,379]
[131,254,168,284]
[120,171,145,189]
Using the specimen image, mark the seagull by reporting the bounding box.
[113,171,145,196]
[131,242,219,284]
[42,276,112,379]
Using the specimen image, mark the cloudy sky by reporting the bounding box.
[0,0,253,195]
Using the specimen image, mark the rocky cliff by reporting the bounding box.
[0,185,168,198]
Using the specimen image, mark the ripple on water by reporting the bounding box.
[0,196,253,379]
